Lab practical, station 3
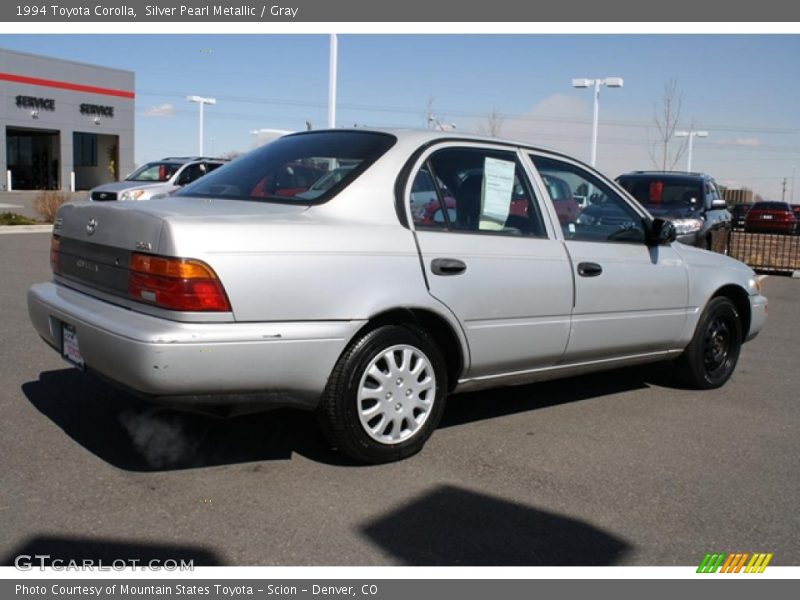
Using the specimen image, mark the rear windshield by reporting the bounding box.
[127,162,182,182]
[618,177,704,209]
[175,131,396,203]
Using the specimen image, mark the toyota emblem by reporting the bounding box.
[86,218,98,236]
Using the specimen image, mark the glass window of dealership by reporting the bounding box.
[1,48,134,191]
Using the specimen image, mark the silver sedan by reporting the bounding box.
[28,129,767,463]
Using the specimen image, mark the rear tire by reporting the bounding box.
[674,297,742,389]
[317,324,447,464]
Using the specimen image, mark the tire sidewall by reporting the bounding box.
[694,298,742,388]
[336,325,448,462]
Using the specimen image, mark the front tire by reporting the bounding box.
[675,297,742,389]
[317,324,448,464]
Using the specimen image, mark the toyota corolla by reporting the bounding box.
[29,130,767,463]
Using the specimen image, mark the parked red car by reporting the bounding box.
[542,173,581,225]
[744,201,798,234]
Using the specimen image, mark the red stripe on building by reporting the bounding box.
[0,72,134,99]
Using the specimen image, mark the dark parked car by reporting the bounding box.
[730,203,751,230]
[745,201,798,234]
[616,171,731,252]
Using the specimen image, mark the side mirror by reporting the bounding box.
[647,218,677,246]
[711,199,728,210]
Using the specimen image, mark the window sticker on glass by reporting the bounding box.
[481,157,516,228]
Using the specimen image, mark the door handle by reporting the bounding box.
[577,262,603,277]
[431,258,467,276]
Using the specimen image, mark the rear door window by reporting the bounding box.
[411,147,546,237]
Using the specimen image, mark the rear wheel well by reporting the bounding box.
[711,284,751,339]
[352,308,464,391]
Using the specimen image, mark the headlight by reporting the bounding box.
[748,277,762,295]
[671,218,704,235]
[119,189,148,201]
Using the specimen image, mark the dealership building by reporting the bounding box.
[0,48,134,191]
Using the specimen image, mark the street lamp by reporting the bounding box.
[571,77,623,167]
[675,130,709,172]
[427,115,457,131]
[328,34,337,129]
[187,95,216,155]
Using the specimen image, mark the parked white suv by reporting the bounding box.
[89,156,228,202]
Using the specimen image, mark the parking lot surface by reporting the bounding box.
[1,231,798,566]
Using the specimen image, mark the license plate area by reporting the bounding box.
[61,322,85,369]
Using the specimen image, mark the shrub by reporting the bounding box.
[0,212,37,226]
[33,191,70,223]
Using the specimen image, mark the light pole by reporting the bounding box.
[571,77,624,167]
[187,95,216,155]
[675,130,709,172]
[328,34,337,129]
[427,116,457,132]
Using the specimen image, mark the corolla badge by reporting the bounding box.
[86,218,98,236]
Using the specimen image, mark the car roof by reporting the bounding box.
[282,128,593,164]
[617,171,713,181]
[155,156,229,164]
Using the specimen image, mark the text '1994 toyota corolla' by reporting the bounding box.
[28,130,768,463]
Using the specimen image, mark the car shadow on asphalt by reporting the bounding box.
[22,363,679,472]
[21,368,348,471]
[439,362,676,429]
[361,484,631,565]
[2,535,223,566]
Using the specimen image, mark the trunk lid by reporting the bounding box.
[53,197,308,304]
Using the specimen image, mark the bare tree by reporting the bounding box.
[484,108,504,137]
[649,78,690,171]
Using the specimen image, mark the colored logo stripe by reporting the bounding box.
[745,553,773,573]
[697,553,726,573]
[0,72,134,99]
[697,552,773,573]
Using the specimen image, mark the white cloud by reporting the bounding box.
[715,137,762,148]
[141,103,175,118]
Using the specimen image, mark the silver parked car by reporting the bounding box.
[29,130,768,463]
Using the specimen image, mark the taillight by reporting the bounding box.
[50,236,60,274]
[128,253,231,312]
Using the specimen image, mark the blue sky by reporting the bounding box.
[3,34,799,200]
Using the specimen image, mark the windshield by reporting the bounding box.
[618,177,704,209]
[176,131,396,203]
[127,162,182,182]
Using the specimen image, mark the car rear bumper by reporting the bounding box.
[745,222,795,233]
[28,282,364,409]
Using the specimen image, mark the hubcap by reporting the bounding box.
[357,344,436,445]
[703,316,733,377]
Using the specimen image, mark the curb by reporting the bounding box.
[0,224,53,235]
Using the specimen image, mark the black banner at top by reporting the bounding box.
[1,0,800,22]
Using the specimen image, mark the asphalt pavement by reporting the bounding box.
[1,231,798,566]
